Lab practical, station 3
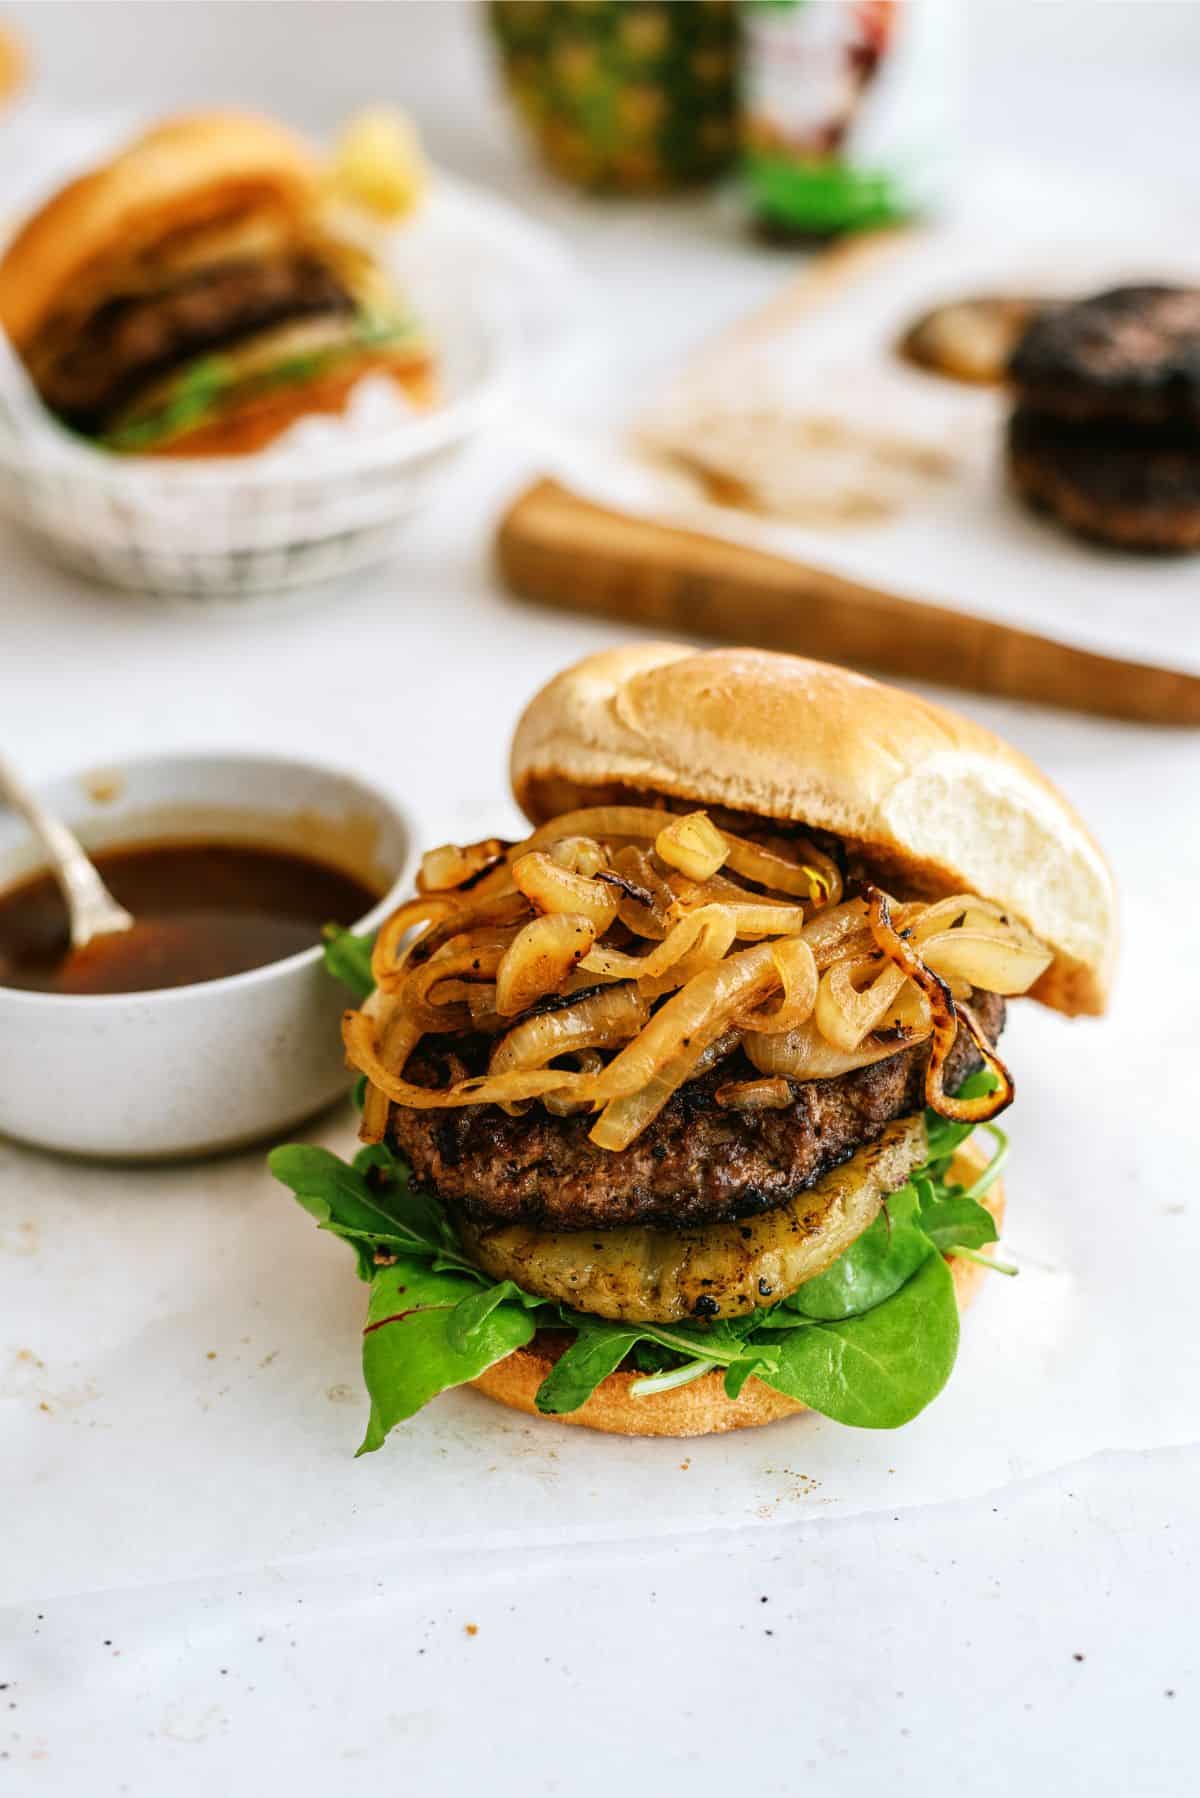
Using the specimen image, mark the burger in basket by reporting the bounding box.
[273,644,1116,1446]
[0,109,434,456]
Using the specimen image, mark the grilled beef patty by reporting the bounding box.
[35,253,353,431]
[1009,285,1200,428]
[387,988,1005,1231]
[1008,407,1200,552]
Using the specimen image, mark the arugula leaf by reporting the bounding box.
[723,1356,764,1402]
[755,1251,960,1428]
[359,1260,536,1453]
[447,1280,543,1353]
[535,1322,642,1415]
[268,1141,459,1279]
[785,1182,931,1321]
[918,1189,999,1253]
[322,924,376,1000]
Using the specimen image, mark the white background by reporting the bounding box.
[2,6,1199,1795]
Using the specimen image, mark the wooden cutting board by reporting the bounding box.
[497,479,1200,724]
[496,230,1200,726]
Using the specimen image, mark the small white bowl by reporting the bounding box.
[0,753,410,1160]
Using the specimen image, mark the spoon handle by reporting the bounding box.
[0,755,134,950]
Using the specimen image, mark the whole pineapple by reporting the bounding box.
[488,1,739,194]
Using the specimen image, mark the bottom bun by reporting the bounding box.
[471,1144,1005,1439]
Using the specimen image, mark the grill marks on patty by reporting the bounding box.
[33,252,354,430]
[387,987,1005,1231]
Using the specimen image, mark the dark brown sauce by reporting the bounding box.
[0,840,380,996]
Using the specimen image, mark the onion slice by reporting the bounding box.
[714,1076,794,1111]
[495,913,597,1016]
[744,1016,917,1081]
[343,1008,575,1109]
[866,886,1013,1123]
[738,934,818,1033]
[489,984,650,1077]
[512,852,620,932]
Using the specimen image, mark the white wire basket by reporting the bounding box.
[0,175,568,602]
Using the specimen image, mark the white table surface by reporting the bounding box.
[3,17,1199,1792]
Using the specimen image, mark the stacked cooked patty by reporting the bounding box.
[392,988,1004,1234]
[1006,284,1200,551]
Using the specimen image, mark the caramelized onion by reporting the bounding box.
[417,838,510,893]
[866,887,1013,1123]
[608,846,674,939]
[919,927,1051,997]
[490,984,649,1078]
[548,835,608,878]
[580,904,736,986]
[495,913,597,1017]
[401,937,509,1030]
[655,812,729,883]
[586,944,780,1148]
[744,1016,916,1081]
[371,895,460,992]
[343,1008,576,1109]
[714,1076,794,1111]
[357,799,1049,1150]
[929,999,1015,1122]
[738,934,818,1033]
[814,954,908,1053]
[512,852,620,932]
[389,891,531,986]
[721,832,838,904]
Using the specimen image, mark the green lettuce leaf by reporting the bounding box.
[102,313,421,452]
[535,1322,642,1416]
[784,1181,931,1321]
[322,925,376,1001]
[753,1251,960,1428]
[359,1260,536,1454]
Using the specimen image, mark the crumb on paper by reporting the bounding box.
[80,768,124,805]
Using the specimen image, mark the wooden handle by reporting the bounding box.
[497,480,1200,726]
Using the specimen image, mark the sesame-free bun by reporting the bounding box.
[472,1151,1004,1437]
[0,111,320,348]
[511,643,1115,1016]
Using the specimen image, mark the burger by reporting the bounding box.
[0,111,433,456]
[272,644,1115,1447]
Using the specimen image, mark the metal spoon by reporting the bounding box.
[0,754,134,950]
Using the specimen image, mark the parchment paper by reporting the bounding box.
[540,172,1200,676]
[6,747,1198,1605]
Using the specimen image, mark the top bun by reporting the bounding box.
[0,111,320,348]
[511,643,1116,1016]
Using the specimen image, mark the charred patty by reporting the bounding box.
[1009,285,1200,428]
[33,253,354,432]
[1007,406,1200,552]
[387,988,1004,1231]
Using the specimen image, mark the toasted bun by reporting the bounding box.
[511,643,1115,1016]
[472,1151,1004,1437]
[0,111,320,348]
